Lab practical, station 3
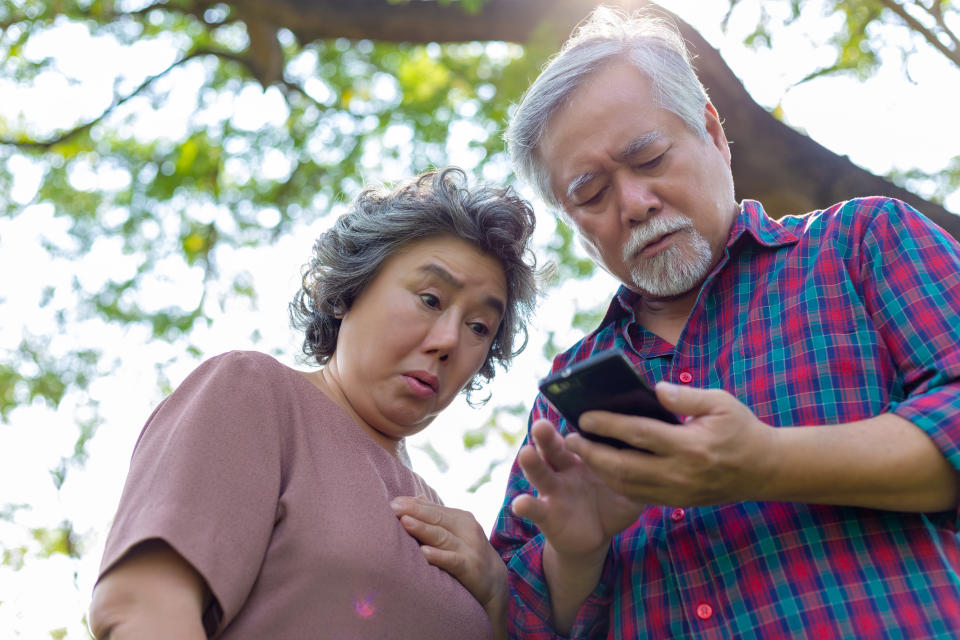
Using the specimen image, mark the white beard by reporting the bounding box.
[622,213,712,297]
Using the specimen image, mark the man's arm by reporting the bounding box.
[89,539,210,640]
[567,382,959,511]
[511,420,644,635]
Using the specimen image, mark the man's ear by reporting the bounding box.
[704,102,731,166]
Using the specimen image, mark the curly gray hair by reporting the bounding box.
[290,167,540,397]
[505,6,710,211]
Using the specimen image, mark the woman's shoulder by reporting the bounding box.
[167,350,307,408]
[192,350,297,381]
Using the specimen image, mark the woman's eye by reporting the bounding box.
[468,322,490,337]
[420,293,440,309]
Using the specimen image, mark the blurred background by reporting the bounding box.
[1,0,958,636]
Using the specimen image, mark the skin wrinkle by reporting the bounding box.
[419,263,506,316]
[566,131,663,203]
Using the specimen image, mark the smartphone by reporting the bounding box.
[538,349,680,449]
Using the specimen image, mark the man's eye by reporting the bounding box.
[420,293,440,309]
[638,153,665,170]
[579,187,606,206]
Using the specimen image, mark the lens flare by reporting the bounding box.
[354,593,376,619]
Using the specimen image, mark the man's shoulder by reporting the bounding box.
[778,197,925,240]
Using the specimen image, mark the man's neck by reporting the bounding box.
[633,288,700,346]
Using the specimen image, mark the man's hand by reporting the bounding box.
[391,496,508,639]
[510,419,645,634]
[568,380,959,513]
[511,420,645,556]
[566,381,778,507]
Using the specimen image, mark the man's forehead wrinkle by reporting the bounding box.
[563,130,664,200]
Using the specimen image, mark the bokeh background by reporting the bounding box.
[1,1,959,637]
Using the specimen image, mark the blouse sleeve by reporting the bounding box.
[98,351,287,630]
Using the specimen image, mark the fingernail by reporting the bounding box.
[390,500,402,512]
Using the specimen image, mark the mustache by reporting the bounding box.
[622,214,696,261]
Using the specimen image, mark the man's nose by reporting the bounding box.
[617,175,661,226]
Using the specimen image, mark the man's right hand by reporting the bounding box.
[510,419,644,633]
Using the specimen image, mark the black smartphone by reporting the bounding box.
[538,349,680,449]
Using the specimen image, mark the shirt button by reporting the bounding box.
[670,508,685,522]
[679,371,693,384]
[696,603,713,620]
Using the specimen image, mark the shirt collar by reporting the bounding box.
[728,199,799,249]
[596,200,799,329]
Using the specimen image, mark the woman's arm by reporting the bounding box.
[89,539,210,640]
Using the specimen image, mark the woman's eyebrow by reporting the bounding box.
[419,263,505,315]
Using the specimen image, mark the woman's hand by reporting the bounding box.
[391,496,508,640]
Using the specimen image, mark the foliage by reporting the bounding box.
[0,2,568,635]
[3,0,959,636]
[723,0,960,203]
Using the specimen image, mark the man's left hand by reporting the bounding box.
[565,381,779,507]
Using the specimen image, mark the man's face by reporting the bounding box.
[538,59,739,299]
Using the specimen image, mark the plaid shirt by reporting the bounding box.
[492,198,960,639]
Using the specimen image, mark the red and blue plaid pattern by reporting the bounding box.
[492,198,960,639]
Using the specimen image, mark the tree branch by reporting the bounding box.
[0,46,261,150]
[877,0,960,67]
[917,0,960,52]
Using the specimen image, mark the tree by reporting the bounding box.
[720,0,960,217]
[1,1,957,636]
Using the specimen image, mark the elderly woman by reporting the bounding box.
[89,167,539,639]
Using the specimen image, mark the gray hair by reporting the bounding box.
[290,167,540,398]
[505,6,710,210]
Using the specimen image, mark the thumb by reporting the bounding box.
[655,380,714,418]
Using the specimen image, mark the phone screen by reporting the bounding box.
[538,349,679,449]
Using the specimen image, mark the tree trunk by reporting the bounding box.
[225,0,960,238]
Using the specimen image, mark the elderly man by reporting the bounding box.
[492,7,960,639]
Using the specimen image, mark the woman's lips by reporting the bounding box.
[403,372,438,397]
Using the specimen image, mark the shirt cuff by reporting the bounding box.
[506,534,616,639]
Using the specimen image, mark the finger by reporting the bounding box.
[510,492,551,526]
[564,433,663,499]
[529,420,581,470]
[390,496,456,528]
[419,545,470,580]
[655,381,728,418]
[398,514,459,550]
[516,443,566,496]
[578,410,679,453]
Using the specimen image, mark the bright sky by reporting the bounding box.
[1,1,959,637]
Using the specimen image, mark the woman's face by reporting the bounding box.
[323,235,507,451]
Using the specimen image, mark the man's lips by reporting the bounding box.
[638,229,680,257]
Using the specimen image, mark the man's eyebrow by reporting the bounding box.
[566,172,599,201]
[420,263,505,315]
[616,130,663,163]
[565,131,663,201]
